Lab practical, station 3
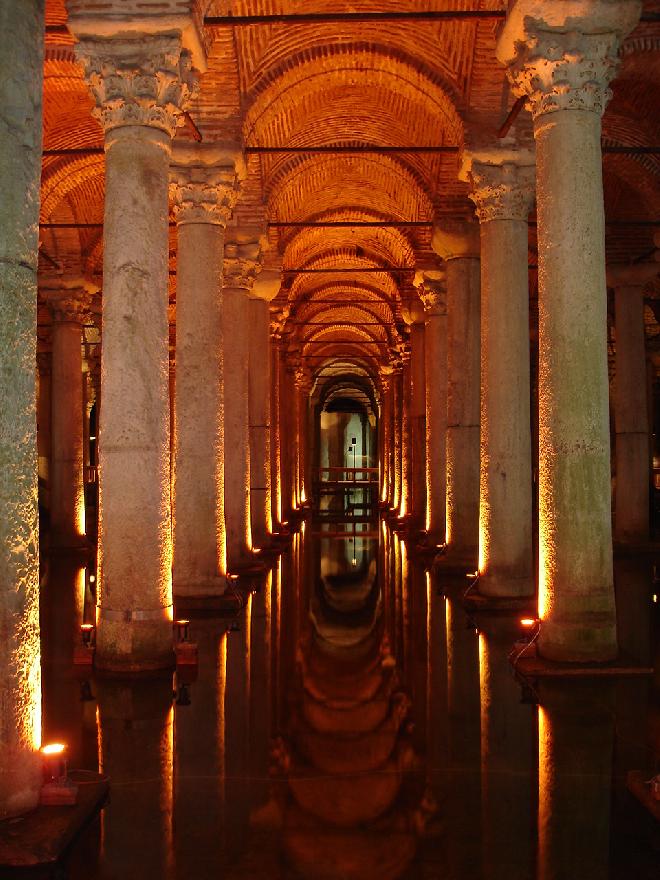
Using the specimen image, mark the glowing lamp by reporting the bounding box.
[41,743,67,784]
[466,571,479,580]
[351,557,357,566]
[253,547,261,554]
[89,574,96,584]
[520,618,537,628]
[174,619,190,643]
[80,623,95,647]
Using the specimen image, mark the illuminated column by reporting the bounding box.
[222,233,264,566]
[74,28,198,670]
[400,350,412,518]
[294,367,311,507]
[432,221,481,572]
[404,306,427,528]
[0,0,44,819]
[498,0,641,660]
[169,145,243,596]
[416,273,447,544]
[379,371,393,505]
[464,151,535,596]
[36,351,52,489]
[270,333,283,527]
[609,264,658,544]
[44,282,90,549]
[392,363,403,513]
[249,270,280,546]
[278,349,294,517]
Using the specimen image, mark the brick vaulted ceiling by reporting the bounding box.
[40,0,660,385]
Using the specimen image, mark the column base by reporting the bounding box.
[477,571,534,599]
[538,613,618,664]
[95,616,175,675]
[433,547,478,577]
[173,575,228,599]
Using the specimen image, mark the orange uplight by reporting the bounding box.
[80,623,95,646]
[41,742,67,784]
[41,743,65,756]
[520,618,537,628]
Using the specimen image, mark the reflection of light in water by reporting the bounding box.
[218,633,227,809]
[537,704,549,873]
[164,705,174,869]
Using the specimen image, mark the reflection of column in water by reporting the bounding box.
[426,574,449,772]
[393,533,404,665]
[172,621,225,874]
[95,678,174,879]
[271,557,283,731]
[444,597,482,877]
[538,681,614,880]
[250,578,272,814]
[478,617,535,880]
[224,599,252,863]
[408,560,428,754]
[614,555,652,667]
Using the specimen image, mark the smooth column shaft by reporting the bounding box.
[535,110,615,660]
[99,126,173,670]
[50,317,86,547]
[249,297,272,546]
[410,323,426,526]
[614,285,649,543]
[479,219,533,595]
[174,221,226,593]
[0,0,44,818]
[425,310,447,542]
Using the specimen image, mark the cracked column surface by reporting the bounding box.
[464,149,535,598]
[73,25,198,670]
[249,270,280,547]
[499,0,642,660]
[416,273,447,546]
[609,263,659,545]
[170,144,244,597]
[222,232,264,567]
[432,220,481,574]
[43,279,91,550]
[0,0,44,818]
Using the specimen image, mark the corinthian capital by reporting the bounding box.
[496,1,641,120]
[74,34,199,137]
[465,157,535,223]
[223,232,266,290]
[414,269,447,315]
[41,274,96,324]
[170,143,246,226]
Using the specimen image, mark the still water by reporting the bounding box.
[25,523,660,878]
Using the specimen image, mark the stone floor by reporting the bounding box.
[12,521,660,879]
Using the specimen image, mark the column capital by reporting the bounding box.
[41,276,95,324]
[169,143,246,226]
[607,261,659,290]
[431,218,480,261]
[223,231,267,290]
[74,33,199,138]
[250,269,281,302]
[401,297,426,326]
[496,1,641,120]
[414,269,447,316]
[463,154,536,223]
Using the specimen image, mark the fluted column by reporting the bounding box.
[222,233,264,567]
[608,263,658,545]
[432,221,481,572]
[417,275,447,544]
[464,150,535,597]
[43,281,90,550]
[249,270,280,547]
[74,28,198,670]
[169,144,243,596]
[498,0,641,660]
[0,0,44,818]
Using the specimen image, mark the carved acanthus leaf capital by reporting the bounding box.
[223,238,264,290]
[413,268,446,315]
[467,160,535,223]
[170,145,245,226]
[74,34,199,137]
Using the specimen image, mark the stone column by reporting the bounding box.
[36,351,52,489]
[463,150,535,597]
[294,367,311,508]
[0,0,44,819]
[416,274,447,545]
[608,263,658,545]
[222,233,264,567]
[44,281,90,550]
[391,364,403,513]
[400,351,412,519]
[498,0,641,660]
[432,221,481,572]
[379,371,393,505]
[74,29,198,670]
[249,270,280,547]
[404,304,427,528]
[169,144,243,597]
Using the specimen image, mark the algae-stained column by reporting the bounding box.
[169,144,244,597]
[73,26,198,670]
[0,0,44,820]
[416,273,447,546]
[222,232,264,567]
[498,0,642,660]
[432,221,481,573]
[249,270,280,547]
[609,264,658,545]
[44,280,91,550]
[464,150,535,597]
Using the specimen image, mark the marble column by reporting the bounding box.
[44,281,90,550]
[249,270,280,547]
[36,351,52,490]
[270,333,283,528]
[222,233,264,567]
[432,221,481,572]
[169,144,243,596]
[464,150,535,597]
[74,29,198,670]
[379,371,393,505]
[405,306,427,528]
[294,367,311,508]
[608,263,658,545]
[416,274,447,546]
[0,0,44,819]
[498,0,641,660]
[392,364,404,513]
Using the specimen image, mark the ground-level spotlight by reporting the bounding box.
[227,620,240,634]
[174,619,190,643]
[74,624,96,666]
[40,743,78,806]
[80,623,95,647]
[174,619,197,666]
